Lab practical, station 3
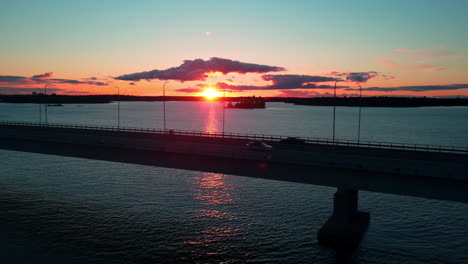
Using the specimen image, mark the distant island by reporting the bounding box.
[1,94,468,107]
[269,96,468,107]
[226,97,266,109]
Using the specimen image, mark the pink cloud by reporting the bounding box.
[412,63,435,69]
[411,63,447,72]
[393,46,453,56]
[424,67,447,72]
[275,90,333,98]
[376,58,400,68]
[393,48,420,54]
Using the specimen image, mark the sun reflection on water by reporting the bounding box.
[204,101,220,133]
[181,172,249,263]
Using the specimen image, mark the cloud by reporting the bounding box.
[211,74,342,91]
[328,71,346,77]
[0,74,109,86]
[275,90,334,98]
[0,86,64,95]
[345,84,468,92]
[381,74,396,80]
[330,71,378,83]
[262,74,339,88]
[386,46,466,70]
[0,75,29,84]
[411,63,447,72]
[346,72,378,83]
[47,79,108,85]
[62,90,90,94]
[86,81,108,86]
[375,55,448,72]
[425,67,447,72]
[175,87,204,93]
[375,58,400,68]
[393,46,453,56]
[394,48,422,54]
[32,72,53,80]
[115,57,286,82]
[129,82,135,85]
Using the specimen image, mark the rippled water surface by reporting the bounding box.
[1,102,467,263]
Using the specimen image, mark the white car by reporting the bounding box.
[246,141,273,152]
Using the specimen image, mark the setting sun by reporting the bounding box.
[201,88,220,100]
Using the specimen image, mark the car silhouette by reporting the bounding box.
[246,141,273,151]
[280,137,306,144]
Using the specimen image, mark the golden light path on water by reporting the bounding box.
[182,102,249,262]
[203,101,220,133]
[184,172,247,261]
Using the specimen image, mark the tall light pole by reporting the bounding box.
[44,84,49,124]
[114,86,120,129]
[332,80,341,142]
[222,86,226,135]
[38,88,42,123]
[357,84,363,144]
[163,82,168,131]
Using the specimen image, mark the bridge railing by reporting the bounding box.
[1,120,467,155]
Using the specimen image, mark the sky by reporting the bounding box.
[1,0,468,97]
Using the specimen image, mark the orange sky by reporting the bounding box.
[1,2,468,98]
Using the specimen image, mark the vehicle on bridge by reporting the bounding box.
[280,137,306,145]
[246,141,273,152]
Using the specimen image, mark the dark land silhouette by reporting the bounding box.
[269,96,468,107]
[1,94,468,107]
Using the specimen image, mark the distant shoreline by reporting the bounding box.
[1,94,468,107]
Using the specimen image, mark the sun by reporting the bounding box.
[201,88,220,100]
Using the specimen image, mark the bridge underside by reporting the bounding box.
[2,138,468,249]
[1,138,467,204]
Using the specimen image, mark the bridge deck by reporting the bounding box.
[1,121,467,203]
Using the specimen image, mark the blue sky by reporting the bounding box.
[1,0,467,96]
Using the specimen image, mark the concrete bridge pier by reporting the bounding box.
[318,188,370,249]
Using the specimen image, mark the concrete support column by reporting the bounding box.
[318,188,370,249]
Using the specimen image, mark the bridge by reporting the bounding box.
[1,121,467,249]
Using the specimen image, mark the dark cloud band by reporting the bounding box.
[0,86,64,95]
[330,71,379,83]
[209,74,342,91]
[115,57,285,82]
[0,73,108,86]
[346,84,468,92]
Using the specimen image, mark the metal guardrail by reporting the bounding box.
[1,120,467,155]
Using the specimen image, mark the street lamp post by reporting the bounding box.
[332,80,340,142]
[114,86,120,129]
[357,85,363,144]
[163,82,168,131]
[222,86,226,135]
[44,84,49,124]
[38,88,42,123]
